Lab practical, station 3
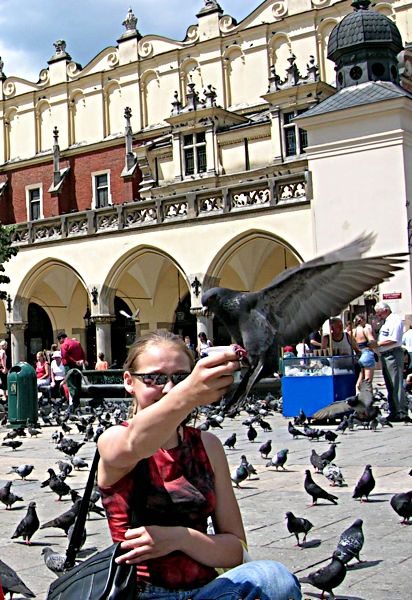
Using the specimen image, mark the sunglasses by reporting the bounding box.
[130,372,191,386]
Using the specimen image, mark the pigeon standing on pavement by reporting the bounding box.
[352,464,375,502]
[266,449,289,470]
[247,424,258,442]
[320,444,337,465]
[335,518,364,564]
[45,468,72,500]
[70,456,89,470]
[259,439,272,459]
[285,511,313,546]
[41,547,67,576]
[0,481,23,510]
[11,501,40,545]
[310,449,326,473]
[240,454,258,479]
[1,440,23,451]
[201,234,405,413]
[230,462,249,488]
[9,464,35,480]
[300,551,346,599]
[323,463,345,487]
[304,470,338,506]
[288,422,305,439]
[223,433,237,449]
[390,491,412,523]
[40,498,82,535]
[0,558,35,598]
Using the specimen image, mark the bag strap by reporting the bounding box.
[64,446,148,570]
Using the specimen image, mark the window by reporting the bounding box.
[183,132,207,176]
[26,185,42,221]
[92,171,111,208]
[283,110,308,157]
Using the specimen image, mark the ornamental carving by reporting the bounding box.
[164,201,188,219]
[67,217,88,235]
[199,196,223,213]
[138,40,153,59]
[67,61,81,78]
[125,207,157,225]
[278,182,306,202]
[97,214,119,231]
[107,51,119,68]
[91,315,116,325]
[38,69,50,84]
[272,1,288,19]
[219,16,237,34]
[232,188,270,208]
[3,80,15,97]
[185,25,199,42]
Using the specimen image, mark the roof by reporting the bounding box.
[296,81,412,119]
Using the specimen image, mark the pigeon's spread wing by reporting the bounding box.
[311,400,352,421]
[255,234,405,345]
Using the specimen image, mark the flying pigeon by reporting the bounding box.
[300,551,346,599]
[304,470,338,506]
[285,511,313,546]
[11,501,40,545]
[352,464,375,502]
[335,518,364,564]
[202,234,404,412]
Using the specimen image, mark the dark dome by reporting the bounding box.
[328,7,403,61]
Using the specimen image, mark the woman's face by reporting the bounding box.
[124,342,192,411]
[36,353,44,362]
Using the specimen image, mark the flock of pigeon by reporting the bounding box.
[0,400,130,598]
[0,382,411,599]
[197,386,412,600]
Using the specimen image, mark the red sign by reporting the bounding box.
[382,293,402,299]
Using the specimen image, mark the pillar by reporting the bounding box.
[91,316,115,365]
[7,322,27,365]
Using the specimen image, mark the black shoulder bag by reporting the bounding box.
[46,449,146,600]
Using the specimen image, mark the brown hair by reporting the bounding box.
[353,314,366,326]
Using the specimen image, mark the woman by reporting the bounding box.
[97,331,300,600]
[0,340,8,399]
[196,332,213,359]
[35,351,50,388]
[50,350,66,400]
[353,314,377,390]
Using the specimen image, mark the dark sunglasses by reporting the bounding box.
[130,372,191,386]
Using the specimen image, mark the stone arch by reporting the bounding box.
[103,80,124,136]
[36,99,53,152]
[69,89,87,144]
[268,33,291,81]
[102,245,191,332]
[180,58,203,103]
[316,18,338,85]
[140,70,161,128]
[5,107,21,161]
[374,3,395,18]
[223,46,248,107]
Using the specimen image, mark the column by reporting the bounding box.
[7,322,27,365]
[191,308,213,342]
[91,316,115,366]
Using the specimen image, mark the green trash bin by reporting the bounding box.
[8,362,38,428]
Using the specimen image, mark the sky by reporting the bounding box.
[0,0,255,82]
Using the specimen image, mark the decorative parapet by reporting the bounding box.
[268,54,319,93]
[10,170,310,246]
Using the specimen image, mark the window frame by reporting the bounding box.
[91,170,112,209]
[282,109,308,158]
[182,131,207,177]
[25,184,43,221]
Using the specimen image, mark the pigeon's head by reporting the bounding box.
[352,519,363,527]
[28,501,36,508]
[201,287,225,315]
[365,464,372,471]
[285,511,293,519]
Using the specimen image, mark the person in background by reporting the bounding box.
[0,340,8,400]
[184,335,196,359]
[35,351,51,393]
[50,350,65,401]
[402,324,412,364]
[97,331,301,600]
[296,340,310,358]
[57,331,87,373]
[196,331,213,358]
[95,352,109,371]
[308,330,322,352]
[375,302,410,422]
[321,317,359,356]
[282,346,295,358]
[353,314,377,391]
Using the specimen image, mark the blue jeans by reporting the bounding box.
[137,560,301,600]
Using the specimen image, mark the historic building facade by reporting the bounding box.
[0,0,411,365]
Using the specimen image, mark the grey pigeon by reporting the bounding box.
[310,449,326,473]
[230,463,248,488]
[56,460,73,477]
[11,501,40,545]
[41,547,66,575]
[259,439,272,459]
[320,444,337,464]
[304,469,338,506]
[70,456,89,470]
[323,463,345,487]
[201,234,404,412]
[352,464,375,502]
[0,481,24,510]
[247,424,258,442]
[324,430,338,442]
[67,522,87,549]
[335,518,364,564]
[266,448,288,470]
[0,557,35,598]
[300,551,346,599]
[9,464,35,480]
[240,454,258,479]
[45,468,72,500]
[285,511,313,546]
[288,421,305,439]
[40,498,82,534]
[390,491,412,524]
[2,440,23,450]
[223,433,237,449]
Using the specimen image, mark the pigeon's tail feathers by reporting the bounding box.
[222,362,264,415]
[326,492,339,504]
[299,576,312,584]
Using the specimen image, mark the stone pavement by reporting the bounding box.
[0,393,411,599]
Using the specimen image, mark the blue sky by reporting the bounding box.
[0,1,255,81]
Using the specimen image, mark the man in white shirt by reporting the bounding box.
[375,302,409,422]
[402,324,412,363]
